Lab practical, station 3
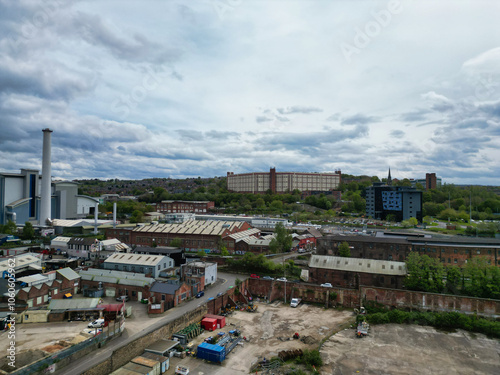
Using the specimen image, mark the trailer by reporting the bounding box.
[197,342,226,363]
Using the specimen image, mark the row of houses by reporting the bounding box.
[1,250,218,317]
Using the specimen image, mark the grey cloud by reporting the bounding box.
[341,113,380,125]
[206,130,240,140]
[276,115,290,122]
[390,130,405,138]
[326,113,340,122]
[65,12,181,64]
[277,106,323,115]
[399,109,429,122]
[256,115,273,123]
[176,129,204,140]
[258,124,369,152]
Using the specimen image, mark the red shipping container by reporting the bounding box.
[204,314,226,329]
[201,318,217,331]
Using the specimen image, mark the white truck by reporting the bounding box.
[290,298,301,308]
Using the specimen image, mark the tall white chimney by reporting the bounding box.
[113,202,117,229]
[94,202,99,234]
[40,128,53,226]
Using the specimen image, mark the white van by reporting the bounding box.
[88,319,105,328]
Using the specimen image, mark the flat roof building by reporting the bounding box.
[227,168,341,194]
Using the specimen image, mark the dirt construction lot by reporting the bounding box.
[169,302,500,375]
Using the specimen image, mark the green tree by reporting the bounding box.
[21,222,35,240]
[129,210,144,223]
[338,241,351,257]
[269,222,293,253]
[0,220,17,235]
[170,238,182,248]
[405,252,445,293]
[197,249,206,257]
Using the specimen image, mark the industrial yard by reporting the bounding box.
[165,302,500,375]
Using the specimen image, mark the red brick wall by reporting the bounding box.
[361,286,500,316]
[81,279,151,301]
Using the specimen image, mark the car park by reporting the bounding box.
[196,291,205,298]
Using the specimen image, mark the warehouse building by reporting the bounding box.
[318,233,500,267]
[103,253,174,278]
[227,167,341,194]
[125,220,252,253]
[308,255,407,289]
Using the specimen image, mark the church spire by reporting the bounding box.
[387,168,392,186]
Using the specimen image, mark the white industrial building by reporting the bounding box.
[103,253,174,278]
[0,130,98,226]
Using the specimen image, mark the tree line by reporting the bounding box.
[404,252,500,299]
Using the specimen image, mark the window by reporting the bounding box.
[454,249,458,254]
[477,250,481,254]
[454,259,458,263]
[157,265,161,270]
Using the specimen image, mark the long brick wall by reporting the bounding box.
[361,286,500,317]
[246,279,500,317]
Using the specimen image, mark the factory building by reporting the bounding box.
[0,129,98,226]
[227,168,341,194]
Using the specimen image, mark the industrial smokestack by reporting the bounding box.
[94,202,99,234]
[40,128,53,226]
[113,202,117,229]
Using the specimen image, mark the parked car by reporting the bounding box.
[320,283,333,288]
[116,296,130,302]
[250,274,260,279]
[88,318,105,328]
[196,291,205,298]
[276,277,287,282]
[262,276,274,280]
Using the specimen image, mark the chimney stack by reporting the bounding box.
[40,128,53,226]
[113,202,117,229]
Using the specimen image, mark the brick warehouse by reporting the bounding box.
[107,220,252,252]
[227,167,341,194]
[318,233,500,267]
[308,255,407,289]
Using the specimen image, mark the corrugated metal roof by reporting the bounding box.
[78,269,155,286]
[308,255,406,275]
[227,228,261,240]
[104,253,167,266]
[17,274,49,284]
[132,220,247,236]
[57,268,81,281]
[48,298,100,310]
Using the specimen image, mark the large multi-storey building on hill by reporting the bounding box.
[227,168,341,194]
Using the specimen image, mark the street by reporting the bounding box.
[54,272,240,375]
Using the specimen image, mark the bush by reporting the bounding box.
[366,309,500,339]
[296,349,323,367]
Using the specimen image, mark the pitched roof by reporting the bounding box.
[104,253,169,266]
[57,268,81,281]
[78,268,155,287]
[309,255,406,276]
[150,282,180,295]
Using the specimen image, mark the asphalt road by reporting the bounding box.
[54,272,240,375]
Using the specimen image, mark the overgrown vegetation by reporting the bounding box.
[365,309,500,339]
[225,252,301,278]
[405,253,500,299]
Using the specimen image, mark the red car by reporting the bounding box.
[250,274,260,279]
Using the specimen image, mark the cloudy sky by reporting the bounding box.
[1,0,500,185]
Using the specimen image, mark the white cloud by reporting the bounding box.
[1,0,500,184]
